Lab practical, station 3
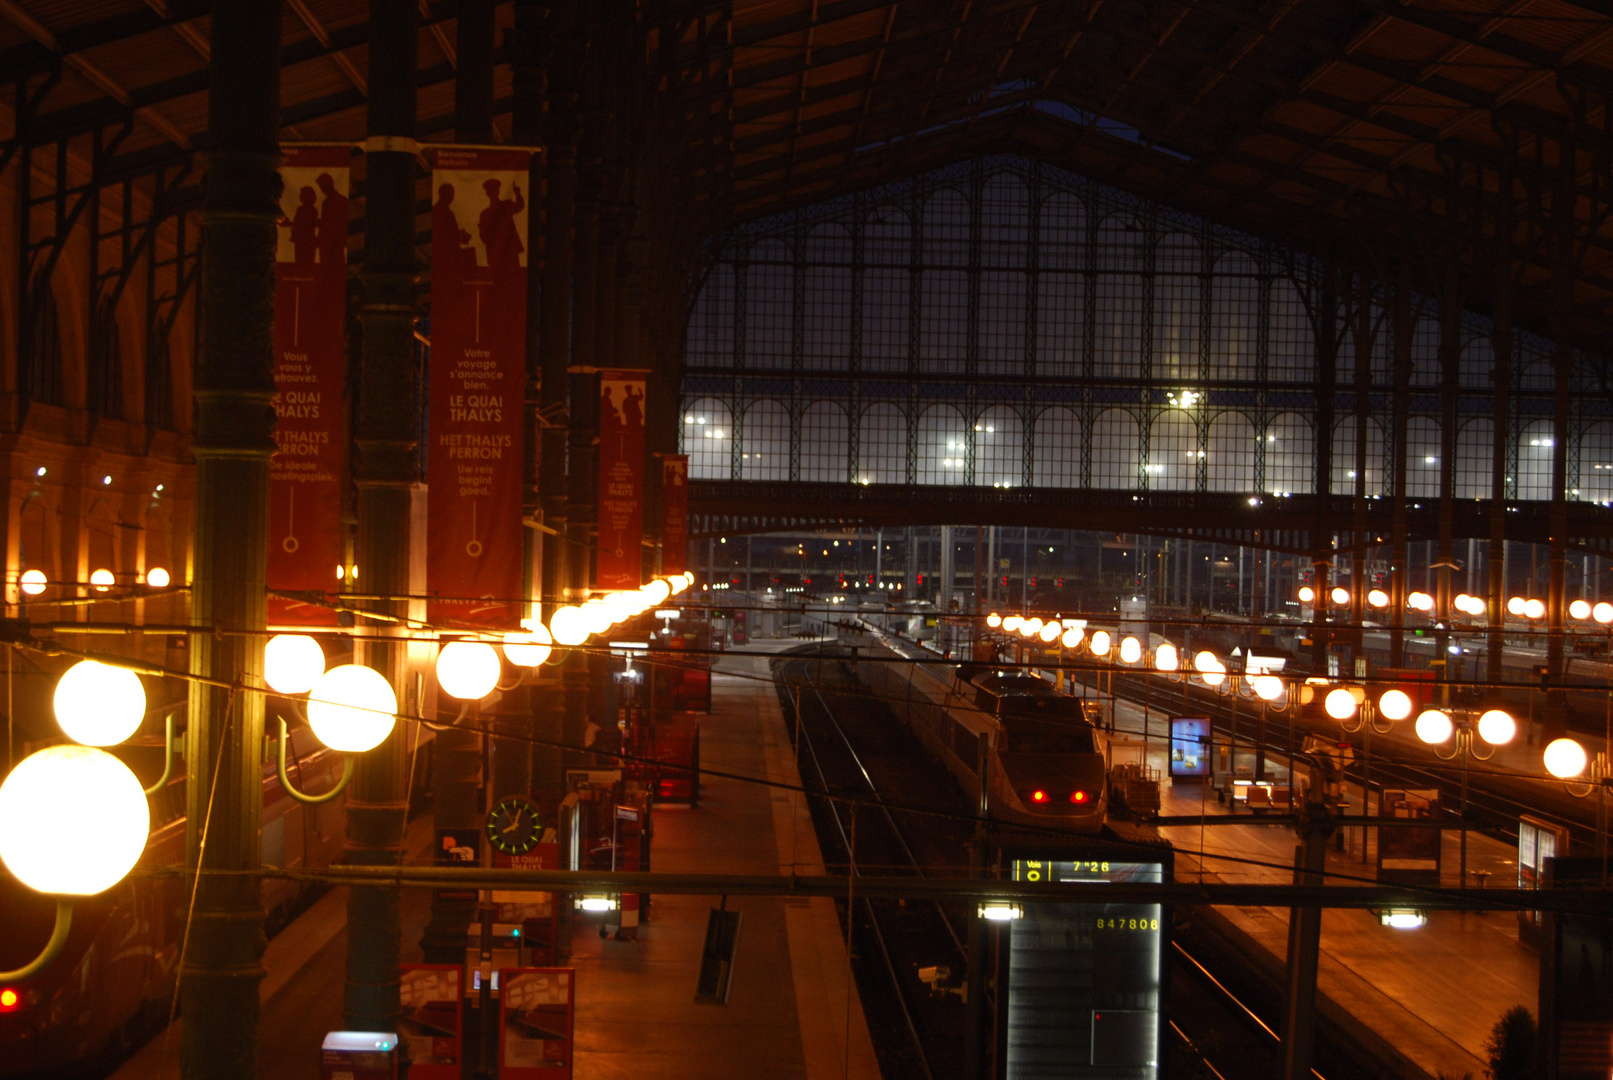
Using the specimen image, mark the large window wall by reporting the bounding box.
[683,156,1613,503]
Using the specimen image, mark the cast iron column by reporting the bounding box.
[182,2,279,1075]
[1487,264,1512,685]
[421,0,496,965]
[344,0,417,1033]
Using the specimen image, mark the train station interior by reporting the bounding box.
[3,1,1613,1078]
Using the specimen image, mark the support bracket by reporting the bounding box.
[275,718,353,805]
[0,900,72,982]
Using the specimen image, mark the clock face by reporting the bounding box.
[485,796,544,856]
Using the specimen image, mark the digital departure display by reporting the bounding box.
[1005,858,1165,1079]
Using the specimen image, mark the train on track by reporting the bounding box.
[0,725,360,1076]
[855,626,1111,833]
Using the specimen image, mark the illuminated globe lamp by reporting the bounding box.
[1153,642,1179,672]
[1378,689,1414,722]
[1323,687,1358,721]
[0,745,151,978]
[1524,598,1546,620]
[1192,651,1225,687]
[1477,709,1517,746]
[987,613,1002,628]
[307,664,398,753]
[145,567,171,589]
[1571,599,1593,621]
[1297,586,1315,604]
[89,569,114,592]
[643,579,672,605]
[1039,622,1061,644]
[1023,617,1044,637]
[549,606,590,647]
[1407,591,1434,612]
[503,622,554,667]
[1596,602,1613,625]
[1252,674,1284,702]
[1507,596,1527,617]
[1367,589,1390,609]
[1544,737,1589,779]
[1089,630,1112,659]
[669,574,692,595]
[1002,615,1023,633]
[19,570,46,596]
[1061,626,1084,649]
[54,660,147,747]
[1118,636,1143,664]
[580,600,614,636]
[1414,709,1454,745]
[265,633,326,695]
[437,641,501,700]
[1330,587,1350,607]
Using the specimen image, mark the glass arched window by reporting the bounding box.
[682,398,734,479]
[800,402,850,483]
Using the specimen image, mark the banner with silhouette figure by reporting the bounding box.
[660,455,688,575]
[268,146,350,625]
[597,370,647,589]
[427,147,531,629]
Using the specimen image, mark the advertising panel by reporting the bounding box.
[398,965,462,1080]
[269,146,349,625]
[427,147,530,629]
[1168,718,1209,779]
[660,455,689,575]
[596,370,647,589]
[1377,788,1441,888]
[1005,856,1167,1078]
[499,968,574,1079]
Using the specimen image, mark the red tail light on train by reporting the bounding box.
[1069,790,1089,804]
[0,988,20,1012]
[1029,790,1048,803]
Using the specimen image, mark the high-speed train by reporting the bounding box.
[856,626,1111,833]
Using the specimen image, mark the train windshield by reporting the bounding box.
[996,697,1098,754]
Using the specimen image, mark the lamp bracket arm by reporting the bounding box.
[0,900,72,981]
[275,718,353,805]
[142,712,179,796]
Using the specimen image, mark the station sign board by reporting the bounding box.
[397,965,462,1080]
[499,968,574,1079]
[1377,788,1441,888]
[1002,854,1169,1078]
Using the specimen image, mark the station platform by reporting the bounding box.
[1103,691,1535,1079]
[114,638,879,1080]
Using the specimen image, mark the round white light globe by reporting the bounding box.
[1089,630,1112,657]
[1477,709,1517,746]
[549,606,590,647]
[1414,709,1454,745]
[0,745,149,895]
[145,567,171,589]
[1040,622,1061,644]
[1253,675,1284,701]
[264,634,326,695]
[1596,602,1613,625]
[54,660,146,746]
[1507,596,1526,616]
[643,579,672,605]
[1023,618,1044,637]
[1324,688,1358,720]
[89,569,114,591]
[1193,651,1219,673]
[1408,591,1434,611]
[580,602,614,635]
[1330,587,1349,606]
[1119,636,1142,663]
[1002,616,1023,632]
[1153,642,1178,671]
[987,613,1002,628]
[1524,598,1546,620]
[1544,737,1589,779]
[1061,627,1084,649]
[1571,599,1593,620]
[437,641,501,700]
[20,569,46,596]
[307,664,397,752]
[1378,689,1413,721]
[669,575,690,595]
[503,624,553,667]
[1367,589,1389,608]
[1297,586,1315,604]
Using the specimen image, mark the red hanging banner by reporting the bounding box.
[427,148,531,629]
[660,455,689,575]
[268,147,350,625]
[596,370,646,590]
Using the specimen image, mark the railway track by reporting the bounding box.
[775,644,1357,1080]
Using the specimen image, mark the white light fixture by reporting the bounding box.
[578,895,619,912]
[1119,636,1143,664]
[89,569,114,591]
[987,613,1002,628]
[1378,689,1413,721]
[1153,642,1178,671]
[1524,598,1546,620]
[1544,737,1588,779]
[1407,591,1434,611]
[977,901,1023,921]
[1477,709,1516,746]
[1507,596,1526,616]
[1061,627,1083,649]
[550,606,590,646]
[1039,622,1061,644]
[307,664,398,753]
[1367,589,1389,608]
[580,601,614,636]
[1324,688,1358,721]
[0,745,149,895]
[20,570,47,596]
[1253,674,1283,701]
[1571,599,1593,620]
[1003,616,1023,632]
[54,660,146,746]
[264,634,327,695]
[1596,602,1613,624]
[1330,587,1349,606]
[643,579,672,604]
[1089,630,1112,658]
[145,567,171,589]
[1414,709,1454,745]
[1379,909,1427,930]
[503,622,553,667]
[436,641,501,700]
[1297,586,1315,604]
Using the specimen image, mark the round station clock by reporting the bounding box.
[485,795,544,856]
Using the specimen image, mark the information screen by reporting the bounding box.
[1005,858,1164,1079]
[1168,718,1209,778]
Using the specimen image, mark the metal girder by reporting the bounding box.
[0,1,210,81]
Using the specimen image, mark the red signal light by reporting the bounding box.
[1030,789,1048,803]
[0,988,18,1011]
[1070,790,1089,804]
